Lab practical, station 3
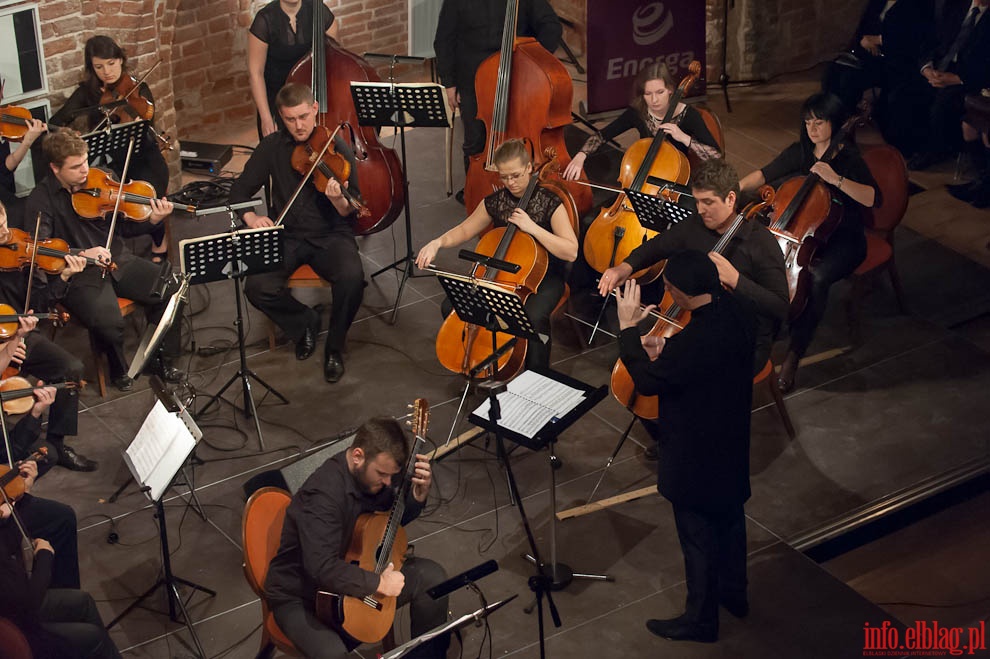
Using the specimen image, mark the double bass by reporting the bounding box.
[287,0,404,235]
[582,62,700,284]
[462,0,592,216]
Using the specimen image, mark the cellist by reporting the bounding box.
[562,63,722,182]
[416,138,578,371]
[739,93,878,393]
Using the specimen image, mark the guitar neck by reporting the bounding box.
[373,435,427,574]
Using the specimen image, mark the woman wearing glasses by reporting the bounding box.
[415,139,578,370]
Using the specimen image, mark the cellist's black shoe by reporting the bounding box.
[57,445,98,472]
[324,351,344,383]
[646,616,717,643]
[111,375,134,392]
[296,316,319,361]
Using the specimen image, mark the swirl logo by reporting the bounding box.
[632,2,673,46]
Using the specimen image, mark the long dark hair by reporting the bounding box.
[799,93,849,153]
[82,35,128,98]
[630,62,676,122]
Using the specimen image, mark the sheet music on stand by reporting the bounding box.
[473,371,586,441]
[81,119,149,162]
[179,226,284,286]
[123,400,202,502]
[350,81,450,128]
[626,188,693,231]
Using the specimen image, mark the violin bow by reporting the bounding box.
[0,485,34,548]
[275,123,343,226]
[22,212,41,314]
[92,59,162,133]
[103,137,136,278]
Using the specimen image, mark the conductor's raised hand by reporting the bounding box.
[410,454,432,502]
[615,279,655,330]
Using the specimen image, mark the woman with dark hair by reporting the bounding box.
[740,93,878,393]
[49,35,170,263]
[562,62,721,181]
[247,0,338,138]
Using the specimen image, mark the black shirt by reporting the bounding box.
[228,127,360,245]
[619,292,755,512]
[624,215,789,372]
[760,140,879,232]
[434,0,562,89]
[250,1,335,109]
[484,185,565,276]
[264,451,425,609]
[579,105,721,160]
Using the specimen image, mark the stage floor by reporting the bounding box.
[30,72,990,658]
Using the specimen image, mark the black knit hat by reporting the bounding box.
[663,250,721,296]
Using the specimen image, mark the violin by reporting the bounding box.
[0,448,49,504]
[463,0,592,216]
[434,157,557,380]
[0,304,69,340]
[0,227,115,275]
[286,0,404,235]
[0,105,41,142]
[71,167,196,222]
[609,191,773,418]
[290,125,369,217]
[582,62,700,284]
[0,377,83,416]
[100,73,154,123]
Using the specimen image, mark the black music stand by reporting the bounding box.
[351,81,449,324]
[381,595,517,659]
[180,217,288,450]
[626,188,694,231]
[81,119,149,163]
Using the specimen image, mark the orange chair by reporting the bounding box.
[845,144,910,346]
[753,359,796,439]
[266,265,331,351]
[690,107,726,170]
[0,617,32,659]
[242,486,301,658]
[50,298,137,398]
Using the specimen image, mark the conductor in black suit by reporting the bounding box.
[909,0,990,169]
[433,0,562,186]
[615,251,756,644]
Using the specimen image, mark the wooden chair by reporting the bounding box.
[242,487,301,658]
[753,359,796,439]
[845,143,910,346]
[690,107,726,169]
[50,298,137,398]
[266,265,331,351]
[0,617,32,659]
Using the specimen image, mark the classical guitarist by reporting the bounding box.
[264,417,450,658]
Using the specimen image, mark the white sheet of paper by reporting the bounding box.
[123,400,197,501]
[473,371,585,439]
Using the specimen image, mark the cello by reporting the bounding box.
[462,0,592,216]
[434,158,558,380]
[609,190,773,419]
[287,0,404,236]
[582,62,700,284]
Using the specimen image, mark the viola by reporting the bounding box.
[100,73,154,123]
[290,125,369,217]
[609,191,773,418]
[463,0,592,216]
[286,0,404,235]
[0,376,83,416]
[0,227,115,275]
[583,62,700,284]
[72,167,196,222]
[434,158,556,380]
[0,304,69,340]
[0,448,49,504]
[0,105,41,142]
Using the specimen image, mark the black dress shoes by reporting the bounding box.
[111,375,134,392]
[721,597,749,618]
[324,351,344,383]
[646,616,718,643]
[57,445,98,472]
[296,317,319,361]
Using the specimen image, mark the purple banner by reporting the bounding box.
[586,0,706,115]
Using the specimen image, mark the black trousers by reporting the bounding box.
[458,84,486,171]
[671,503,748,627]
[272,557,450,659]
[21,331,84,441]
[39,588,122,659]
[919,84,967,156]
[245,235,364,354]
[787,224,867,358]
[18,494,80,590]
[60,257,181,379]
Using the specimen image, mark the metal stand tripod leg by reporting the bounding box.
[587,415,638,503]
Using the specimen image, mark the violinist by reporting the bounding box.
[49,35,170,263]
[433,0,561,188]
[248,0,338,138]
[26,129,182,392]
[739,93,878,392]
[416,138,578,371]
[563,63,722,182]
[229,83,363,384]
[0,202,92,471]
[0,85,48,230]
[0,461,120,658]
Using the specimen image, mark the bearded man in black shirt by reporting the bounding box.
[229,83,364,384]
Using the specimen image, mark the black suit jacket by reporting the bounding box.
[856,0,934,80]
[926,0,990,91]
